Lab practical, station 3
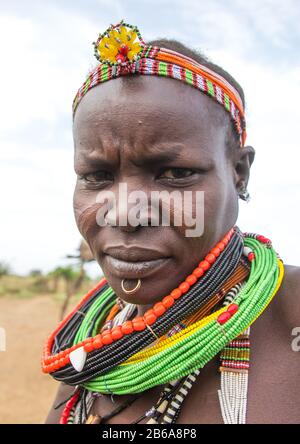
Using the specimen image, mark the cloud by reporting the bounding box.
[178,0,300,65]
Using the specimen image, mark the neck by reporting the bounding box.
[137,303,154,317]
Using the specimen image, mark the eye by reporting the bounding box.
[79,171,113,185]
[158,168,197,180]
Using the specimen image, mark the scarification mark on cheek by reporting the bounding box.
[76,202,102,239]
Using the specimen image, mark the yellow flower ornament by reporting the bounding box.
[93,20,145,65]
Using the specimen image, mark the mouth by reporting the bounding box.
[103,246,171,279]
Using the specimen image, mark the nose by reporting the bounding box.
[105,204,139,232]
[103,185,156,232]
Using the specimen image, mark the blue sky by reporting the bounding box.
[0,0,300,276]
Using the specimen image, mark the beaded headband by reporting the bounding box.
[73,20,247,147]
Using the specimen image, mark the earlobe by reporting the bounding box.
[238,185,251,203]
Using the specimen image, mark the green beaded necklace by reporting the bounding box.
[74,236,283,395]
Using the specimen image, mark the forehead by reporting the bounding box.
[73,75,228,158]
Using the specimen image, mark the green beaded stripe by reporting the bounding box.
[159,61,168,76]
[206,80,215,97]
[101,65,109,82]
[220,356,249,361]
[224,93,230,111]
[74,287,116,344]
[185,69,193,85]
[83,77,91,95]
[144,45,152,58]
[79,237,281,395]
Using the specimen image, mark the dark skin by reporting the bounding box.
[46,75,300,424]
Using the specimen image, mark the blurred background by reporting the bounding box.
[0,0,299,423]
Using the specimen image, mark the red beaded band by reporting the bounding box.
[59,390,80,424]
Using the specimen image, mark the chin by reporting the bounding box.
[106,274,170,306]
[98,254,180,306]
[101,267,178,309]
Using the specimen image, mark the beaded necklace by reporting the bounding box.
[61,279,249,424]
[44,228,284,423]
[43,227,241,379]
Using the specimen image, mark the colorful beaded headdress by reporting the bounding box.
[73,20,247,147]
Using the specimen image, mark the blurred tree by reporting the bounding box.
[60,239,95,319]
[29,269,43,277]
[0,261,11,278]
[47,268,62,293]
[49,265,81,320]
[78,240,94,263]
[29,269,50,293]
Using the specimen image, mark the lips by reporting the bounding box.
[104,246,169,262]
[103,246,171,279]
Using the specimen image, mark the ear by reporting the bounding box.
[234,145,255,192]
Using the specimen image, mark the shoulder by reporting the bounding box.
[45,383,75,424]
[273,263,300,329]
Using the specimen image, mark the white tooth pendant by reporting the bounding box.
[243,246,252,257]
[69,346,87,372]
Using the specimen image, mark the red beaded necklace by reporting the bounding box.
[42,228,235,374]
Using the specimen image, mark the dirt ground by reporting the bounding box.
[0,295,64,423]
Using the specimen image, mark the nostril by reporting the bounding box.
[104,211,117,227]
[119,223,141,233]
[104,210,142,232]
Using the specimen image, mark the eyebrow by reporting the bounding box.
[75,142,214,172]
[76,143,183,167]
[131,147,183,167]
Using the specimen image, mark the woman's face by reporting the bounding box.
[73,75,244,308]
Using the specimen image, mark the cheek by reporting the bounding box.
[171,172,238,258]
[73,184,102,243]
[167,177,232,236]
[202,171,238,233]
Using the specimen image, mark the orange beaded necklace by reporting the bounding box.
[42,228,235,374]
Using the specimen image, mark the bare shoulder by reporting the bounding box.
[45,383,75,424]
[273,263,300,329]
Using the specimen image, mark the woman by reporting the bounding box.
[44,21,300,424]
